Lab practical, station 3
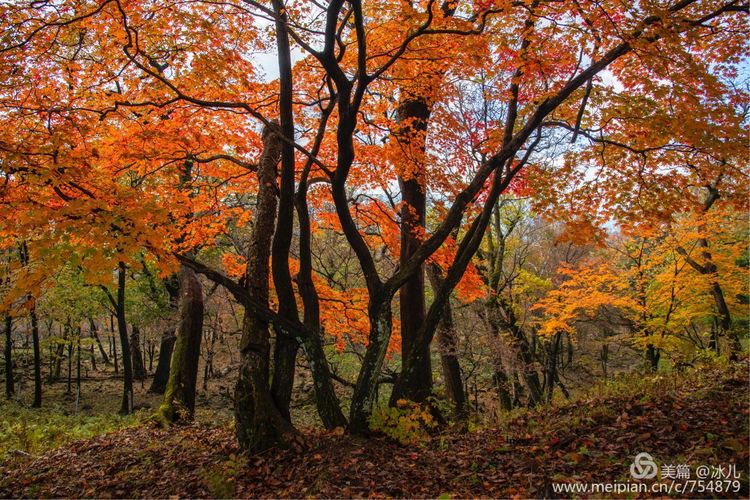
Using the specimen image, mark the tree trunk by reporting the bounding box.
[646,344,660,372]
[426,264,467,420]
[393,164,521,407]
[149,331,176,394]
[349,298,393,435]
[116,262,134,415]
[544,332,562,403]
[234,123,300,452]
[157,265,204,423]
[111,315,119,374]
[149,274,180,394]
[393,96,432,405]
[483,292,544,407]
[294,131,347,429]
[4,315,13,399]
[67,340,72,394]
[88,318,110,365]
[52,324,67,382]
[90,342,97,371]
[268,0,301,423]
[130,325,146,381]
[76,334,81,401]
[676,184,742,357]
[235,306,299,452]
[493,369,514,412]
[30,305,42,408]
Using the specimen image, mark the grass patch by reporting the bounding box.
[0,400,145,462]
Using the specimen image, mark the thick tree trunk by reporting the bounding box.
[116,262,134,415]
[708,281,741,354]
[149,331,176,394]
[393,164,521,407]
[30,305,42,408]
[234,123,300,452]
[435,312,467,420]
[130,325,146,381]
[157,265,203,423]
[393,97,432,405]
[235,307,298,452]
[4,315,13,399]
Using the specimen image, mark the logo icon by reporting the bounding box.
[630,452,658,479]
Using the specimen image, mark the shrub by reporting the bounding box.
[369,399,438,446]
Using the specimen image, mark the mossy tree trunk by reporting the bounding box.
[157,265,203,423]
[349,298,393,435]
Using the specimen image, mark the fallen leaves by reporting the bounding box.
[0,366,747,498]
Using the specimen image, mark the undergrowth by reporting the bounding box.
[0,400,145,462]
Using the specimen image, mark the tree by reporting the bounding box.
[0,0,745,451]
[157,265,204,423]
[233,124,300,451]
[3,315,12,399]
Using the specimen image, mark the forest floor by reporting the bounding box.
[0,361,748,499]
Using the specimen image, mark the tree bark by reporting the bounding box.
[234,123,300,452]
[149,331,176,394]
[349,298,393,434]
[116,262,134,415]
[76,333,82,400]
[29,304,42,407]
[4,315,13,399]
[544,332,562,403]
[269,0,300,421]
[88,318,110,365]
[493,369,514,412]
[52,324,67,382]
[392,96,433,405]
[294,118,347,429]
[646,344,660,372]
[157,265,204,422]
[67,339,73,394]
[130,325,146,381]
[149,274,179,394]
[426,263,467,420]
